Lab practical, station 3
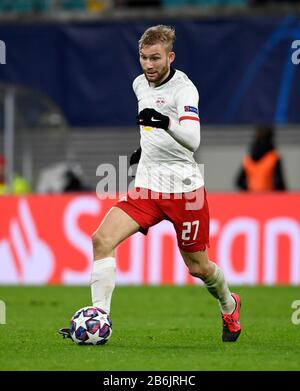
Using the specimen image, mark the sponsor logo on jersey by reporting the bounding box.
[184,106,198,114]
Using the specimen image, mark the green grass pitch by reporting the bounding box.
[0,285,299,371]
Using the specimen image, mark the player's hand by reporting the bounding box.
[137,108,169,130]
[129,147,141,178]
[129,146,142,166]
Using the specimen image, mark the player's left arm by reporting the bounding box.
[167,84,200,152]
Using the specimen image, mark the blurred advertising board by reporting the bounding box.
[0,193,299,285]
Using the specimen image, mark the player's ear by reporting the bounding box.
[169,51,175,64]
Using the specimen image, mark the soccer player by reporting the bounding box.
[59,25,241,342]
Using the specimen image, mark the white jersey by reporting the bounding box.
[133,68,204,193]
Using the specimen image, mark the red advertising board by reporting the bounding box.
[0,193,299,285]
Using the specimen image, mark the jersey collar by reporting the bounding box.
[150,67,176,88]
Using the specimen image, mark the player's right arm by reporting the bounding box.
[130,76,144,166]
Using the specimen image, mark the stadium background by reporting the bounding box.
[0,0,300,372]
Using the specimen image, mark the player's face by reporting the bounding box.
[139,43,175,86]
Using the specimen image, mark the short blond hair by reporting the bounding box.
[139,25,176,53]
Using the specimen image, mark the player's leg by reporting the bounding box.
[180,248,241,342]
[180,248,236,314]
[90,206,140,314]
[162,187,241,341]
[59,206,140,339]
[59,188,164,339]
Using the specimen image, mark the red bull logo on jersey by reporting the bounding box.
[155,96,166,108]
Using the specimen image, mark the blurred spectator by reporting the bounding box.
[64,168,89,192]
[0,0,109,13]
[86,0,107,11]
[235,125,287,192]
[0,155,32,195]
[36,161,91,193]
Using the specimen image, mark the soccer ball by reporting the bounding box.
[70,306,112,345]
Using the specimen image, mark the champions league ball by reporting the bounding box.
[70,306,112,345]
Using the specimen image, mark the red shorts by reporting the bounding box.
[116,187,210,253]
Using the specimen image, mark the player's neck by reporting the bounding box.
[150,67,175,88]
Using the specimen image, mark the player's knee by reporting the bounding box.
[92,231,113,258]
[188,262,211,280]
[189,270,205,280]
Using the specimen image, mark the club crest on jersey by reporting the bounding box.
[156,96,166,108]
[184,106,198,114]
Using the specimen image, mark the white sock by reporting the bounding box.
[204,263,235,314]
[90,257,116,314]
